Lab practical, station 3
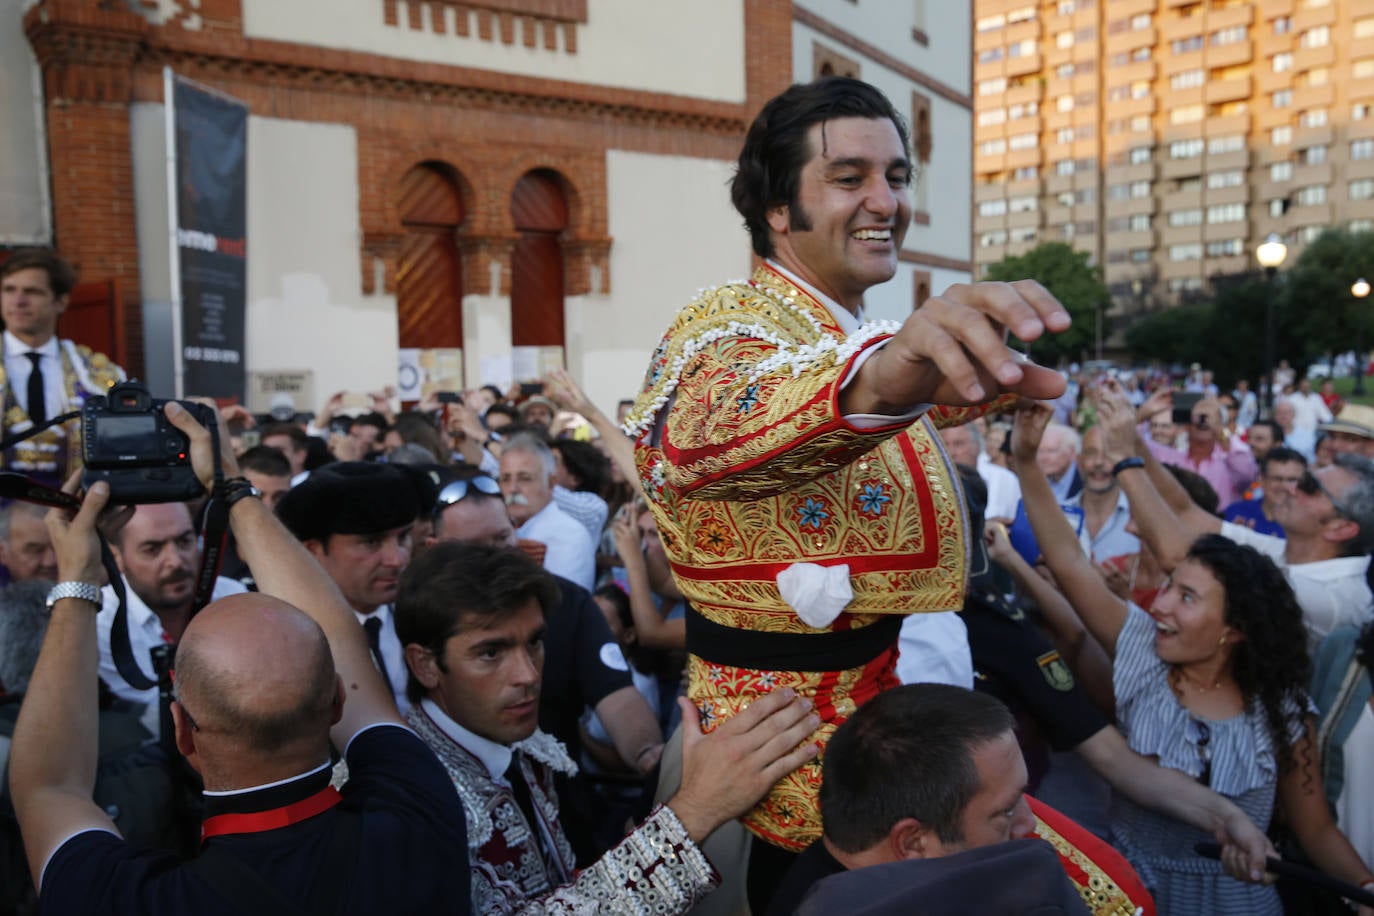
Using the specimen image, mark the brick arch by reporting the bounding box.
[491,152,610,296]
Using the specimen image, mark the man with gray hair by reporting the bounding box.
[0,501,57,584]
[1097,388,1374,651]
[498,433,595,590]
[1037,423,1082,502]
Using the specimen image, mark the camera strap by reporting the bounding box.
[0,410,80,454]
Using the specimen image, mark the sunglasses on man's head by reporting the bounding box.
[1297,469,1354,519]
[434,475,502,512]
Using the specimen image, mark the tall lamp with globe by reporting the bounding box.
[1354,277,1371,397]
[1256,233,1288,415]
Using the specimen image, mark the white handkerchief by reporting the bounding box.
[776,562,853,628]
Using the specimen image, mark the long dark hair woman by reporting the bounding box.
[1011,402,1374,916]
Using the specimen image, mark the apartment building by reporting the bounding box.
[972,0,1374,326]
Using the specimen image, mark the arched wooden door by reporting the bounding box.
[397,163,464,350]
[510,170,568,371]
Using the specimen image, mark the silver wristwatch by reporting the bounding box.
[45,581,102,611]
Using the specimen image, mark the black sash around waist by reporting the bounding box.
[686,604,903,672]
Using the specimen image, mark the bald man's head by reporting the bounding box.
[173,595,339,759]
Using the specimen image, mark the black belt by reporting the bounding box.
[686,604,902,672]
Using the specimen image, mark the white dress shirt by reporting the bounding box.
[354,603,410,716]
[3,331,64,420]
[1220,521,1374,652]
[518,500,597,592]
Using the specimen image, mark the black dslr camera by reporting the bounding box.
[82,381,214,504]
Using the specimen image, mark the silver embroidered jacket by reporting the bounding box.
[407,706,719,915]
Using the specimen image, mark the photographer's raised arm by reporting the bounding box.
[164,403,403,744]
[1093,385,1218,574]
[9,480,123,887]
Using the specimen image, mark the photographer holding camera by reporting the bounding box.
[7,402,472,915]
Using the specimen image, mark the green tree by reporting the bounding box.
[1276,228,1374,367]
[982,242,1107,364]
[1123,275,1273,386]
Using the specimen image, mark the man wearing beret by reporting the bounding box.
[277,462,421,713]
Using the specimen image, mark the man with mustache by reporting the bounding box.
[96,503,246,717]
[624,75,1070,903]
[498,433,596,591]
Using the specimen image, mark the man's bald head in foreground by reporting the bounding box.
[171,594,341,787]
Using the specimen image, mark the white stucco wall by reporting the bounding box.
[242,0,747,103]
[791,0,968,93]
[0,0,51,244]
[568,149,750,417]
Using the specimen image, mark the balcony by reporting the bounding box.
[1294,43,1336,71]
[1206,41,1253,70]
[1008,208,1043,229]
[1005,146,1043,169]
[1206,75,1251,105]
[1293,162,1334,187]
[1293,84,1335,111]
[1293,3,1337,33]
[1007,53,1043,78]
[1294,123,1334,148]
[1161,155,1205,180]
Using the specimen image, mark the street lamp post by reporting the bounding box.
[1354,277,1371,396]
[1256,233,1289,416]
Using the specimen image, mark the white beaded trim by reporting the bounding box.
[621,279,900,439]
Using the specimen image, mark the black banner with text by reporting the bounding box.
[174,77,248,401]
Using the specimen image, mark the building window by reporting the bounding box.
[980,230,1009,247]
[1172,35,1204,55]
[1270,198,1288,217]
[1273,126,1293,146]
[1169,138,1205,159]
[1013,166,1038,180]
[978,109,1006,127]
[1273,90,1292,108]
[1354,139,1374,160]
[1056,30,1074,49]
[1297,224,1324,243]
[1295,185,1327,206]
[1171,105,1205,125]
[1350,179,1374,201]
[1132,13,1150,30]
[912,92,932,164]
[978,78,1007,96]
[1212,25,1247,46]
[1010,132,1037,150]
[1274,53,1294,73]
[1171,69,1205,90]
[1169,243,1203,261]
[1129,146,1152,164]
[1007,5,1035,24]
[1056,127,1075,144]
[1130,181,1150,198]
[1298,109,1328,129]
[1169,276,1204,293]
[1355,60,1374,80]
[1356,104,1373,121]
[1300,25,1329,49]
[1207,170,1243,189]
[1273,16,1291,35]
[1352,219,1374,233]
[1010,226,1038,243]
[1056,159,1076,176]
[1208,135,1244,155]
[1168,209,1203,227]
[1058,95,1075,112]
[1271,161,1293,181]
[976,13,1006,32]
[978,199,1008,217]
[1206,239,1244,257]
[1299,145,1328,165]
[1206,203,1244,223]
[980,139,1007,156]
[1009,195,1038,213]
[1131,249,1151,263]
[1130,213,1150,231]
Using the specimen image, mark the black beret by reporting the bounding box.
[276,461,421,543]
